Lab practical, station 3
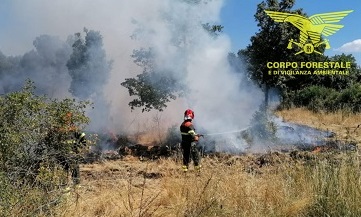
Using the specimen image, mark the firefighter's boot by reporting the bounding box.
[182,165,188,172]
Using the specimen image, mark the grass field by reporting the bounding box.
[276,107,361,143]
[55,108,361,217]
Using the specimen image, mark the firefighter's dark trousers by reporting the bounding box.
[70,163,80,185]
[181,141,200,168]
[60,155,81,185]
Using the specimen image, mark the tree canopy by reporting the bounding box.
[122,24,223,112]
[239,0,361,110]
[67,28,112,99]
[121,48,183,112]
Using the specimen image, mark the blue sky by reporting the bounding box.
[220,0,361,65]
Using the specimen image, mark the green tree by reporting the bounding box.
[121,0,225,112]
[284,53,361,109]
[66,28,112,99]
[202,23,224,38]
[122,23,222,112]
[0,51,21,93]
[316,54,361,90]
[121,48,183,112]
[239,0,325,108]
[0,35,72,96]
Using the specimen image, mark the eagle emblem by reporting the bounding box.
[265,10,353,55]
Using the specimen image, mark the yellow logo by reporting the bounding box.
[264,10,353,55]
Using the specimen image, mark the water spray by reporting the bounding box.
[202,127,250,136]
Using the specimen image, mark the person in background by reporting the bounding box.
[180,109,202,172]
[61,112,87,186]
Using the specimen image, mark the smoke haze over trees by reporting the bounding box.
[0,35,72,97]
[1,0,360,145]
[0,28,112,131]
[0,1,263,147]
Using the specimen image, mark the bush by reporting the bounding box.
[0,80,90,216]
[290,84,361,113]
[336,84,361,112]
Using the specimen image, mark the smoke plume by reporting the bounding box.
[0,0,264,151]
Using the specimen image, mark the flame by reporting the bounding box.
[312,146,330,153]
[312,146,322,153]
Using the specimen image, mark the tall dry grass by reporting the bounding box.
[55,151,361,217]
[276,107,361,142]
[305,152,361,216]
[18,108,361,217]
[8,150,361,217]
[55,112,361,217]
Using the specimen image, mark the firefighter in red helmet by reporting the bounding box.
[180,109,202,172]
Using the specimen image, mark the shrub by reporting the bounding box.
[290,84,361,113]
[0,80,90,216]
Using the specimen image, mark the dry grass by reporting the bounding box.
[275,107,361,143]
[57,153,316,217]
[53,108,361,217]
[57,152,361,217]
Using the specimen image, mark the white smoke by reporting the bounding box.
[1,0,264,150]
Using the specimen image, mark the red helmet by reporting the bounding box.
[184,109,194,120]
